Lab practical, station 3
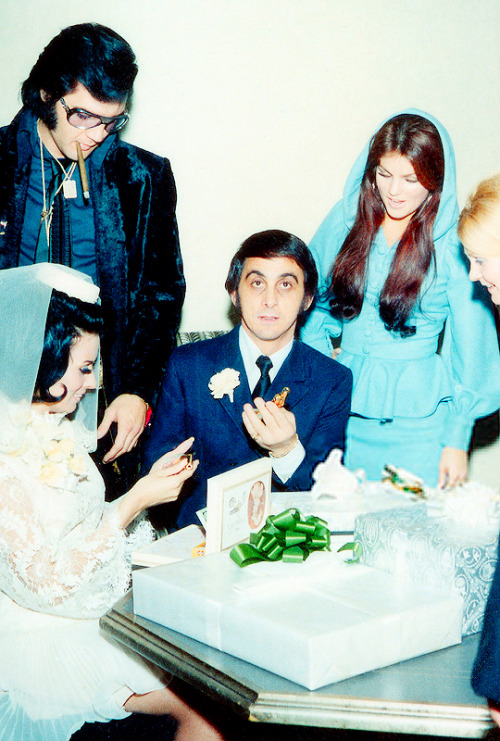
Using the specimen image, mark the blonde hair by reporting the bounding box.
[458,173,500,257]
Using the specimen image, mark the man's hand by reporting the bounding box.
[242,397,299,458]
[437,446,468,489]
[97,393,149,463]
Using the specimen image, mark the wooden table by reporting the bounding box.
[100,592,493,738]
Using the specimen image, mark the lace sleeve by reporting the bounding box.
[0,471,132,619]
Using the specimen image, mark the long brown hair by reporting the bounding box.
[329,114,444,337]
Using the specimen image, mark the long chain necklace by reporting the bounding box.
[38,124,77,249]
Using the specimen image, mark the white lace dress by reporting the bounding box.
[0,411,166,741]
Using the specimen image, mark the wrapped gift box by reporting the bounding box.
[354,506,499,636]
[133,550,462,690]
[270,484,419,533]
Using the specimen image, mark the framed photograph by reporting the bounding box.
[205,458,272,554]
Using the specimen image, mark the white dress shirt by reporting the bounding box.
[238,326,305,482]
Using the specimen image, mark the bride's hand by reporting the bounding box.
[141,436,197,507]
[150,438,195,474]
[116,438,197,526]
[141,455,198,509]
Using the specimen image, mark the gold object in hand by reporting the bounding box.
[272,387,290,408]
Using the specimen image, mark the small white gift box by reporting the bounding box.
[133,550,462,689]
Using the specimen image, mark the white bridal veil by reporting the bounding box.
[0,263,101,453]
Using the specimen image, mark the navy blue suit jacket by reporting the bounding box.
[143,326,352,528]
[472,537,500,702]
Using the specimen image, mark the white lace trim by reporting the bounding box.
[0,415,154,619]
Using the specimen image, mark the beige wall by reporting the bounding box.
[2,0,499,330]
[2,0,499,481]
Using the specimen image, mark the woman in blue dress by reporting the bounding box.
[301,110,500,487]
[459,173,500,725]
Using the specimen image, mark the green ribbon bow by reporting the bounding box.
[230,508,331,567]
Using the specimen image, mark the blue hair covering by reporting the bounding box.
[341,108,458,242]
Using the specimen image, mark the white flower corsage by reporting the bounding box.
[8,412,88,490]
[209,368,240,402]
[38,435,87,488]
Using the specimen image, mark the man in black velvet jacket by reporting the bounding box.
[0,23,185,488]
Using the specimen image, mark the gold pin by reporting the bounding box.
[272,387,290,407]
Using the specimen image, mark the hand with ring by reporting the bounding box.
[242,397,298,457]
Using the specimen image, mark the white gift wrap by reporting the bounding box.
[133,551,462,690]
[270,484,418,532]
[354,506,499,636]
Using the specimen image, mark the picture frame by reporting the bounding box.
[205,458,272,554]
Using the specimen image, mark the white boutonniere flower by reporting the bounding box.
[209,368,241,402]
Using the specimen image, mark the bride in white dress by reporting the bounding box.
[0,264,224,741]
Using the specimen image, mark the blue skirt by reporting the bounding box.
[344,401,450,486]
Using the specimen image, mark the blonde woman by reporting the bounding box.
[459,173,500,305]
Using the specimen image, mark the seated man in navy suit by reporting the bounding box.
[143,229,353,529]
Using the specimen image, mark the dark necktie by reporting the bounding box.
[36,159,73,266]
[49,159,73,266]
[252,355,273,399]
